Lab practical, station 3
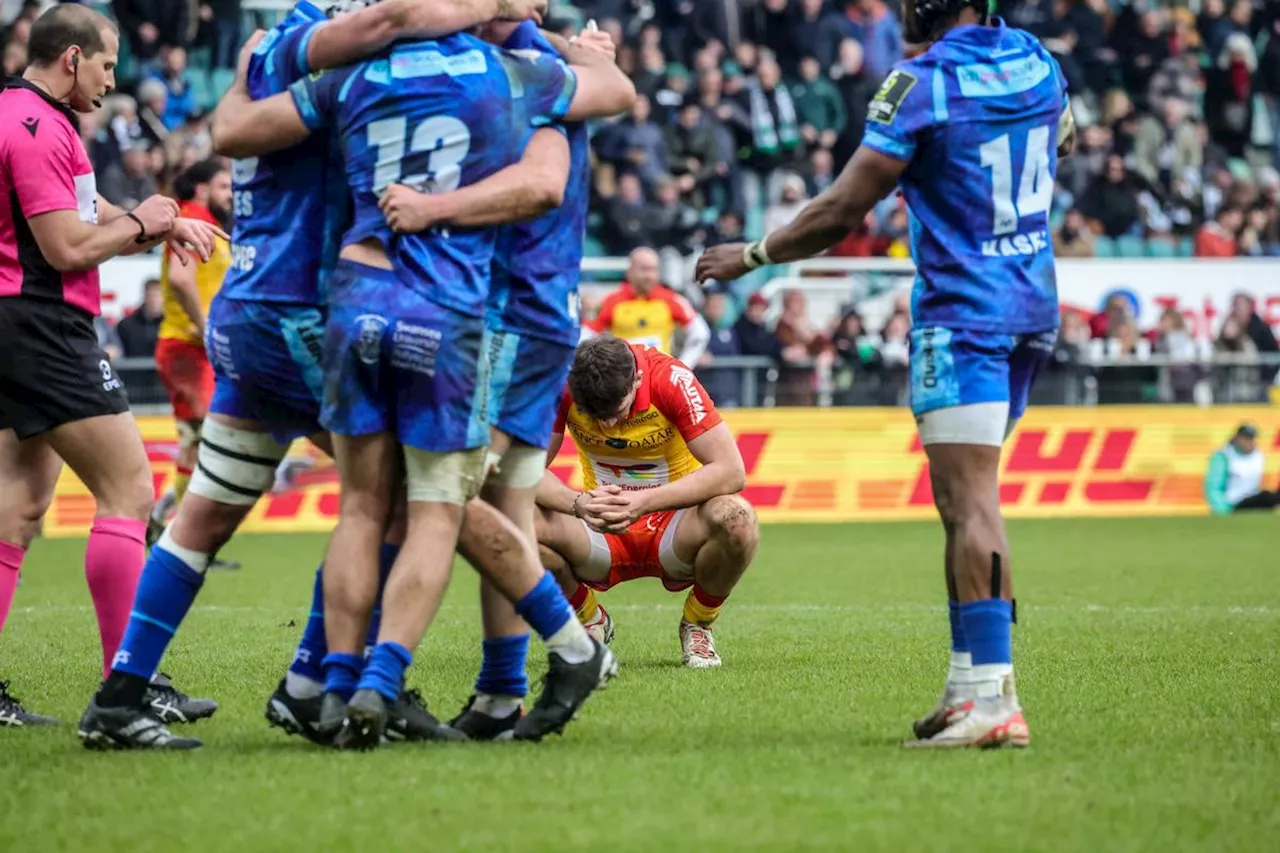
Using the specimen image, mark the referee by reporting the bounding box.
[0,4,225,729]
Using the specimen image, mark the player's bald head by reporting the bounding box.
[27,3,115,67]
[570,336,640,422]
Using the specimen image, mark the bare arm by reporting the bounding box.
[536,431,583,513]
[305,0,547,72]
[694,146,905,283]
[27,209,158,272]
[633,423,746,514]
[211,87,311,159]
[380,129,570,232]
[166,248,206,335]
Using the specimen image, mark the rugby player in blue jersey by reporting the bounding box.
[205,24,634,748]
[77,0,550,751]
[375,19,595,739]
[696,0,1075,749]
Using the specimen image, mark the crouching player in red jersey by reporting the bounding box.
[536,336,758,668]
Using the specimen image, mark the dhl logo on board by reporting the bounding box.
[37,407,1279,537]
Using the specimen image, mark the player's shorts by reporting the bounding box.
[155,336,214,423]
[206,296,326,443]
[909,326,1057,445]
[577,508,694,592]
[0,298,130,440]
[322,260,489,453]
[486,322,575,450]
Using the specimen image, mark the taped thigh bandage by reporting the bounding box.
[486,443,545,489]
[188,419,290,506]
[916,402,1010,447]
[404,445,488,505]
[175,419,203,450]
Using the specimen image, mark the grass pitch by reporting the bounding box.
[1,516,1277,852]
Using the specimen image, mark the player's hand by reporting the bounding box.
[131,195,180,239]
[166,217,230,265]
[235,30,266,90]
[564,28,616,67]
[379,184,436,234]
[694,242,750,286]
[497,0,547,23]
[592,491,649,532]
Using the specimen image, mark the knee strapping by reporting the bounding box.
[188,420,290,506]
[404,446,487,505]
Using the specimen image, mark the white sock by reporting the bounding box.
[285,670,323,700]
[545,618,596,665]
[474,692,523,718]
[947,651,972,687]
[970,663,1014,699]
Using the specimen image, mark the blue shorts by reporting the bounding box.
[486,323,574,450]
[908,326,1056,421]
[206,296,326,443]
[322,260,489,453]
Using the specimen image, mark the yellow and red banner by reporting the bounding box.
[39,406,1280,538]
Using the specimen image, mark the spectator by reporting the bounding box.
[775,289,826,406]
[1204,424,1279,514]
[95,316,123,363]
[1153,307,1200,403]
[664,99,720,209]
[197,1,242,70]
[135,77,171,144]
[1054,208,1096,257]
[147,46,198,132]
[1237,204,1278,258]
[764,172,810,235]
[706,209,745,247]
[1194,205,1243,257]
[1205,33,1256,158]
[1051,309,1092,404]
[2,37,24,75]
[1214,315,1262,402]
[601,172,650,255]
[603,94,668,190]
[642,178,702,256]
[1229,293,1280,383]
[1098,319,1156,404]
[652,63,692,125]
[99,142,159,211]
[742,55,802,177]
[1078,154,1145,238]
[846,0,902,81]
[791,0,849,72]
[585,247,711,367]
[1119,8,1170,108]
[744,0,796,75]
[1090,292,1135,339]
[792,54,845,154]
[78,108,118,178]
[112,0,191,64]
[875,312,910,406]
[735,292,783,363]
[1258,15,1280,167]
[1131,98,1202,190]
[695,289,744,408]
[117,278,165,358]
[807,147,835,196]
[830,38,877,168]
[829,309,879,406]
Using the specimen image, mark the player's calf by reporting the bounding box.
[679,495,759,669]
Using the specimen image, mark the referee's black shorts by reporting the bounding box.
[0,297,131,440]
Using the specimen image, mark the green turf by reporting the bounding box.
[1,517,1277,852]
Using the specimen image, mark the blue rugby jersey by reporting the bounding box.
[219,1,348,306]
[862,18,1068,334]
[289,33,578,318]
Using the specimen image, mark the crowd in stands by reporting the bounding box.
[3,0,1278,408]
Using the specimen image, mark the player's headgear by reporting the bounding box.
[905,0,989,43]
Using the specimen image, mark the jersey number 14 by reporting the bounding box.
[979,125,1053,236]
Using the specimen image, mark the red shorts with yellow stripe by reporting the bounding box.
[155,337,213,423]
[577,508,694,592]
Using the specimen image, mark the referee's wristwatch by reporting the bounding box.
[125,212,150,244]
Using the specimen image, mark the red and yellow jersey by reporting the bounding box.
[159,201,230,344]
[554,344,722,491]
[585,282,697,355]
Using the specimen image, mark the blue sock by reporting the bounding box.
[289,543,400,678]
[475,634,530,698]
[357,642,412,703]
[959,599,1013,666]
[948,600,969,654]
[322,652,363,701]
[288,565,326,683]
[513,572,574,642]
[112,546,205,681]
[365,542,400,651]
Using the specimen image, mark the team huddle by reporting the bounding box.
[1,0,1071,752]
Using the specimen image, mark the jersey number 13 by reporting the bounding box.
[367,115,472,195]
